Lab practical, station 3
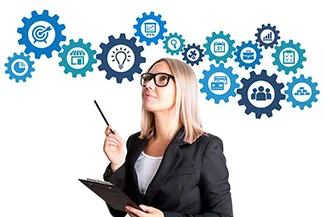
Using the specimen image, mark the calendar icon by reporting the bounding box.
[283,50,296,64]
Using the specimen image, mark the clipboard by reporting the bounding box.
[78,178,142,212]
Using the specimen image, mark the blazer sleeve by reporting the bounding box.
[163,137,233,217]
[102,133,138,217]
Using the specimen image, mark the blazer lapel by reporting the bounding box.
[144,129,187,205]
[128,138,148,204]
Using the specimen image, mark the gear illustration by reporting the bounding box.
[272,40,306,75]
[4,52,35,82]
[237,69,286,119]
[182,43,204,66]
[255,24,280,49]
[163,32,185,55]
[199,63,239,104]
[17,10,66,59]
[285,74,320,110]
[133,11,167,45]
[96,33,146,83]
[203,31,235,64]
[58,38,97,78]
[234,40,263,70]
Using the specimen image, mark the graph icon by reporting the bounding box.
[263,32,273,41]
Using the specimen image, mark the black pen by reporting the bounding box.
[94,100,114,134]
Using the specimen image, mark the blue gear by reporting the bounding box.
[199,63,239,104]
[182,43,204,66]
[58,38,97,78]
[163,32,185,55]
[237,69,286,119]
[255,24,280,49]
[203,31,235,64]
[133,11,167,45]
[234,40,263,70]
[285,74,320,110]
[272,40,306,75]
[4,52,35,82]
[96,33,146,83]
[17,10,66,59]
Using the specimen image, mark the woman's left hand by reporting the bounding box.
[125,205,164,217]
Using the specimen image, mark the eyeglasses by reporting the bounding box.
[140,72,175,87]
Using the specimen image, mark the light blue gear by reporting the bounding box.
[17,10,66,59]
[199,63,239,104]
[133,11,167,45]
[58,38,97,78]
[237,69,286,119]
[285,74,320,110]
[182,43,204,66]
[272,40,306,75]
[4,52,35,82]
[234,40,263,70]
[96,33,146,83]
[163,32,185,55]
[203,31,235,64]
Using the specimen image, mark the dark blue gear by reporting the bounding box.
[4,52,35,82]
[133,11,167,45]
[234,40,263,70]
[96,33,146,83]
[17,10,66,59]
[182,43,204,66]
[255,24,280,49]
[237,69,286,119]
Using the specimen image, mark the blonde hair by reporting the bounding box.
[139,58,204,144]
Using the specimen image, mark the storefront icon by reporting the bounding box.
[70,49,85,66]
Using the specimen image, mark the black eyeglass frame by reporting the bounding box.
[140,72,175,87]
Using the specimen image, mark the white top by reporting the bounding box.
[134,151,163,196]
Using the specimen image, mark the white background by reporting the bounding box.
[0,0,324,217]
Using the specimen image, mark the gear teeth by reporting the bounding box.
[96,33,146,83]
[4,52,35,82]
[133,11,167,45]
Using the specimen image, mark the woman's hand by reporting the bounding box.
[103,126,127,171]
[125,205,164,217]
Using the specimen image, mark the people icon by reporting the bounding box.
[250,85,272,101]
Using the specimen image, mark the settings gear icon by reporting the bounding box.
[96,33,146,83]
[237,69,286,119]
[285,74,320,110]
[4,52,35,82]
[163,32,185,55]
[182,43,204,66]
[272,40,306,75]
[17,10,66,59]
[58,38,97,78]
[199,63,239,104]
[203,31,235,64]
[234,40,263,70]
[255,24,280,49]
[133,11,167,45]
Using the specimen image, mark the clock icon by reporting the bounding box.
[12,59,28,75]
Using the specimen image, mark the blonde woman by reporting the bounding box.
[103,58,233,217]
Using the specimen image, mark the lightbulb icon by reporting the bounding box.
[112,47,131,70]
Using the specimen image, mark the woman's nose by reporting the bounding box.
[145,78,155,90]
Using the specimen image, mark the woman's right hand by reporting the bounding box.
[103,126,127,172]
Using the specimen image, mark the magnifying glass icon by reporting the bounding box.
[170,39,177,49]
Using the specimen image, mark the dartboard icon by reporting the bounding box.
[32,25,52,43]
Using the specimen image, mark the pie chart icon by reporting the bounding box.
[13,60,27,74]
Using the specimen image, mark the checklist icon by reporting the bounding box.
[283,50,296,64]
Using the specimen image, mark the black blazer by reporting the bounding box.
[103,128,233,217]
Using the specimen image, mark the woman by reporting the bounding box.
[103,58,233,217]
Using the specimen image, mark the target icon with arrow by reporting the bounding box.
[32,25,52,43]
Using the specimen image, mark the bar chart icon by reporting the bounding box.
[263,32,273,41]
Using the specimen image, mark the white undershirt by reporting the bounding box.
[134,151,163,195]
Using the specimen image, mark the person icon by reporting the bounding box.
[265,88,272,100]
[256,86,266,101]
[251,88,257,100]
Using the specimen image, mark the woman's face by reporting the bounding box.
[142,61,176,113]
